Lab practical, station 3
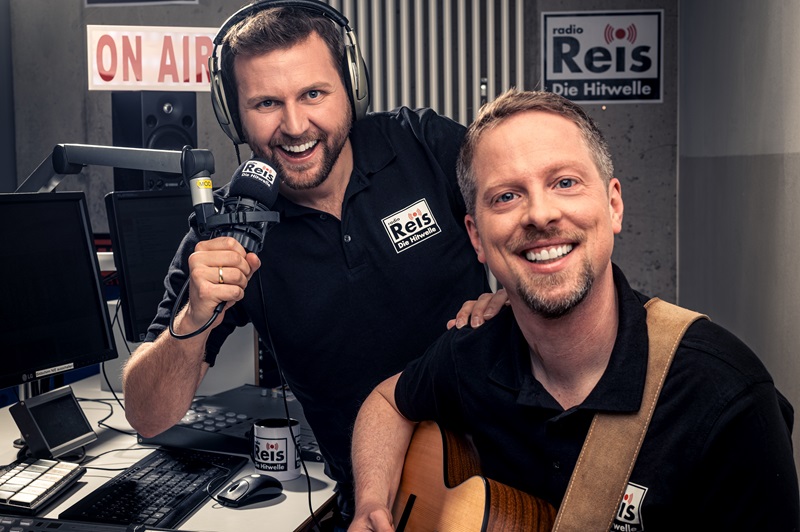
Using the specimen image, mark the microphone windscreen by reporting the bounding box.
[229,158,282,208]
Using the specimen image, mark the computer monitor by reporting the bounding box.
[105,189,193,343]
[0,192,118,391]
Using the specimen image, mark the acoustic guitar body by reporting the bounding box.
[391,421,555,531]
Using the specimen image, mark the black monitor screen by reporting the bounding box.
[0,192,118,390]
[105,189,192,343]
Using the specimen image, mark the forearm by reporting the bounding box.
[122,236,258,437]
[350,374,416,531]
[122,311,210,437]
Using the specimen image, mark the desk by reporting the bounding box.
[0,374,336,531]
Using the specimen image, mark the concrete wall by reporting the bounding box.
[10,0,679,306]
[679,0,800,469]
[9,0,242,232]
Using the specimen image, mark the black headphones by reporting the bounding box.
[209,0,370,145]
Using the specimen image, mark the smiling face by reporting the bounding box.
[465,110,623,319]
[234,32,353,192]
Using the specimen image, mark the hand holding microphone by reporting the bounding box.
[181,237,261,334]
[170,158,282,340]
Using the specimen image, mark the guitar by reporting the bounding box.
[391,421,556,531]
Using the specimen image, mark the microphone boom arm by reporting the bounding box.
[15,143,215,193]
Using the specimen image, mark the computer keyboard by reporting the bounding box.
[59,447,247,529]
[138,384,323,463]
[0,457,85,515]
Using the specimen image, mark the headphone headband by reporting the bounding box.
[213,0,352,46]
[209,0,370,145]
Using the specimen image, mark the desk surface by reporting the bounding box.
[0,374,336,531]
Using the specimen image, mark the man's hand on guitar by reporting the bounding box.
[447,288,509,329]
[348,502,395,531]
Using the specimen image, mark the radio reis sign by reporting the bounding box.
[542,11,663,104]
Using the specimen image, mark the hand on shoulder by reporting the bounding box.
[447,288,509,329]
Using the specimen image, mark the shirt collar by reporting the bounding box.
[580,264,649,413]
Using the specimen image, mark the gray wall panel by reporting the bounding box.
[679,0,800,470]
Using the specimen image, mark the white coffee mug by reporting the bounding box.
[251,418,301,481]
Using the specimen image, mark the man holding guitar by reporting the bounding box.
[349,89,799,531]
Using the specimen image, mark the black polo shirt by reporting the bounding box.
[146,107,490,489]
[396,264,799,531]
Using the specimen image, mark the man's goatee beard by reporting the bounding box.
[518,262,594,320]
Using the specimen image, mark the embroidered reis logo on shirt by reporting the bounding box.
[613,482,648,531]
[381,199,441,253]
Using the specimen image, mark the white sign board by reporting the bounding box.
[87,25,216,91]
[542,11,663,104]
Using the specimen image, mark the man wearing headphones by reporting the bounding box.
[122,1,500,527]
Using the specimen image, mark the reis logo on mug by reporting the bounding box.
[251,418,300,481]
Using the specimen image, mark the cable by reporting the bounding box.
[168,278,223,340]
[255,271,324,532]
[102,298,128,412]
[100,363,125,412]
[76,398,137,437]
[233,142,242,166]
[204,465,238,505]
[110,297,130,355]
[79,446,157,469]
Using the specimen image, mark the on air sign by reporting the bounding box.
[542,11,663,104]
[87,25,216,91]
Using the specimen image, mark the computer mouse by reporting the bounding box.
[217,473,284,507]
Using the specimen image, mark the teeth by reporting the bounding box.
[525,244,573,263]
[282,140,317,153]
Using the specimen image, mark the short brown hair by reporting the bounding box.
[457,89,614,214]
[220,6,347,124]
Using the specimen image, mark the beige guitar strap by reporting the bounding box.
[552,298,706,531]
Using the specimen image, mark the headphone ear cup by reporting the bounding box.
[344,30,370,120]
[209,54,245,144]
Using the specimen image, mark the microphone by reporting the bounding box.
[170,158,281,340]
[189,174,216,235]
[210,158,281,254]
[184,146,216,235]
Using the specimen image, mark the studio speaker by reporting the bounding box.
[111,91,198,191]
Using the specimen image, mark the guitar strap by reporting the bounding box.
[552,297,706,531]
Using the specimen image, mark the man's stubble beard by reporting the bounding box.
[248,108,352,192]
[515,252,594,320]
